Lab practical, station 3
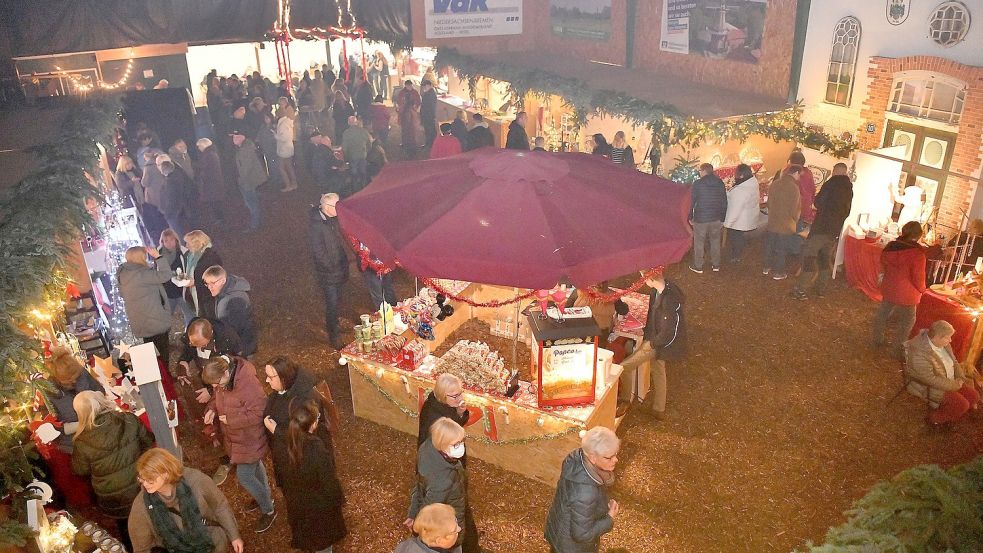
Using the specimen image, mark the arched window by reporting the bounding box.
[824,17,861,106]
[889,73,966,125]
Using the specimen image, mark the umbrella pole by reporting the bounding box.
[512,288,520,373]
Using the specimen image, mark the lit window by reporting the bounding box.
[889,75,966,125]
[825,17,861,106]
[929,2,971,47]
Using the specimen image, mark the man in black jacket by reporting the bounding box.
[309,193,350,349]
[689,163,728,273]
[466,113,495,151]
[308,131,344,193]
[505,111,530,150]
[617,270,686,420]
[791,162,854,300]
[420,80,438,149]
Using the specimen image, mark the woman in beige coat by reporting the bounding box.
[905,320,981,424]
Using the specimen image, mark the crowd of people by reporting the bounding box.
[42,61,979,553]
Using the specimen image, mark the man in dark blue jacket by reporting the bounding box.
[308,193,350,349]
[689,163,728,273]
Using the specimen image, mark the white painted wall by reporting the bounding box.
[797,0,983,135]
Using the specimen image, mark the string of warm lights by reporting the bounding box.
[61,58,135,92]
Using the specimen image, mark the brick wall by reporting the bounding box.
[411,1,796,99]
[858,56,983,229]
[632,0,798,100]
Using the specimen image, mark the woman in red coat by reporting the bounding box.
[202,355,277,533]
[873,221,927,357]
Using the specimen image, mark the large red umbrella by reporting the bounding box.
[337,149,692,289]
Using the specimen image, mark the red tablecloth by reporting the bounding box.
[843,235,884,301]
[912,290,975,361]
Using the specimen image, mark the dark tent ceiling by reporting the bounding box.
[0,0,411,57]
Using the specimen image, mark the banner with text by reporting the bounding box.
[425,0,523,39]
[660,0,768,64]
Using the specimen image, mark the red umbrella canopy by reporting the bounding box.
[336,149,692,289]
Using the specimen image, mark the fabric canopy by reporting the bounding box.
[337,149,693,289]
[1,0,410,57]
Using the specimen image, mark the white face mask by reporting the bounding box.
[447,443,466,459]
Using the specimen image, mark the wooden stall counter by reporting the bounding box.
[343,280,621,485]
[344,348,621,486]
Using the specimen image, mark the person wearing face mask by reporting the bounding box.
[201,356,276,534]
[418,374,470,450]
[544,426,621,553]
[395,503,462,553]
[270,400,347,553]
[406,418,479,553]
[128,448,242,553]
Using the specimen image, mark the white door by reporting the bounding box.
[832,146,905,275]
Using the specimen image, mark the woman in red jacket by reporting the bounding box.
[202,355,276,533]
[873,221,927,357]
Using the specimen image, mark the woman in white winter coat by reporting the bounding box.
[275,113,298,192]
[723,163,761,263]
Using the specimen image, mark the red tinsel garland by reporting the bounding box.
[347,234,395,275]
[346,234,666,306]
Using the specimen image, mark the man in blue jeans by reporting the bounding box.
[309,193,350,349]
[201,356,277,533]
[763,166,803,280]
[689,163,728,273]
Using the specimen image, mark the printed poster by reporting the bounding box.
[425,0,523,39]
[660,0,768,64]
[550,0,613,41]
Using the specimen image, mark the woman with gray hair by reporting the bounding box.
[406,417,479,553]
[905,320,981,425]
[545,426,620,552]
[418,373,470,448]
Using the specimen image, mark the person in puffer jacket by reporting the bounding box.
[545,427,621,553]
[72,391,155,547]
[202,265,257,356]
[873,221,927,357]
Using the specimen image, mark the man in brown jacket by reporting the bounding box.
[203,356,276,533]
[763,165,803,280]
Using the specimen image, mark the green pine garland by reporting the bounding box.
[0,98,120,545]
[434,48,856,159]
[798,456,983,552]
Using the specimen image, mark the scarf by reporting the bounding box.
[144,479,214,553]
[183,248,206,313]
[580,449,616,487]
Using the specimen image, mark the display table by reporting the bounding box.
[912,290,980,364]
[843,235,884,301]
[344,282,621,485]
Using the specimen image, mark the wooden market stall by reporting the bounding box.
[342,281,622,486]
